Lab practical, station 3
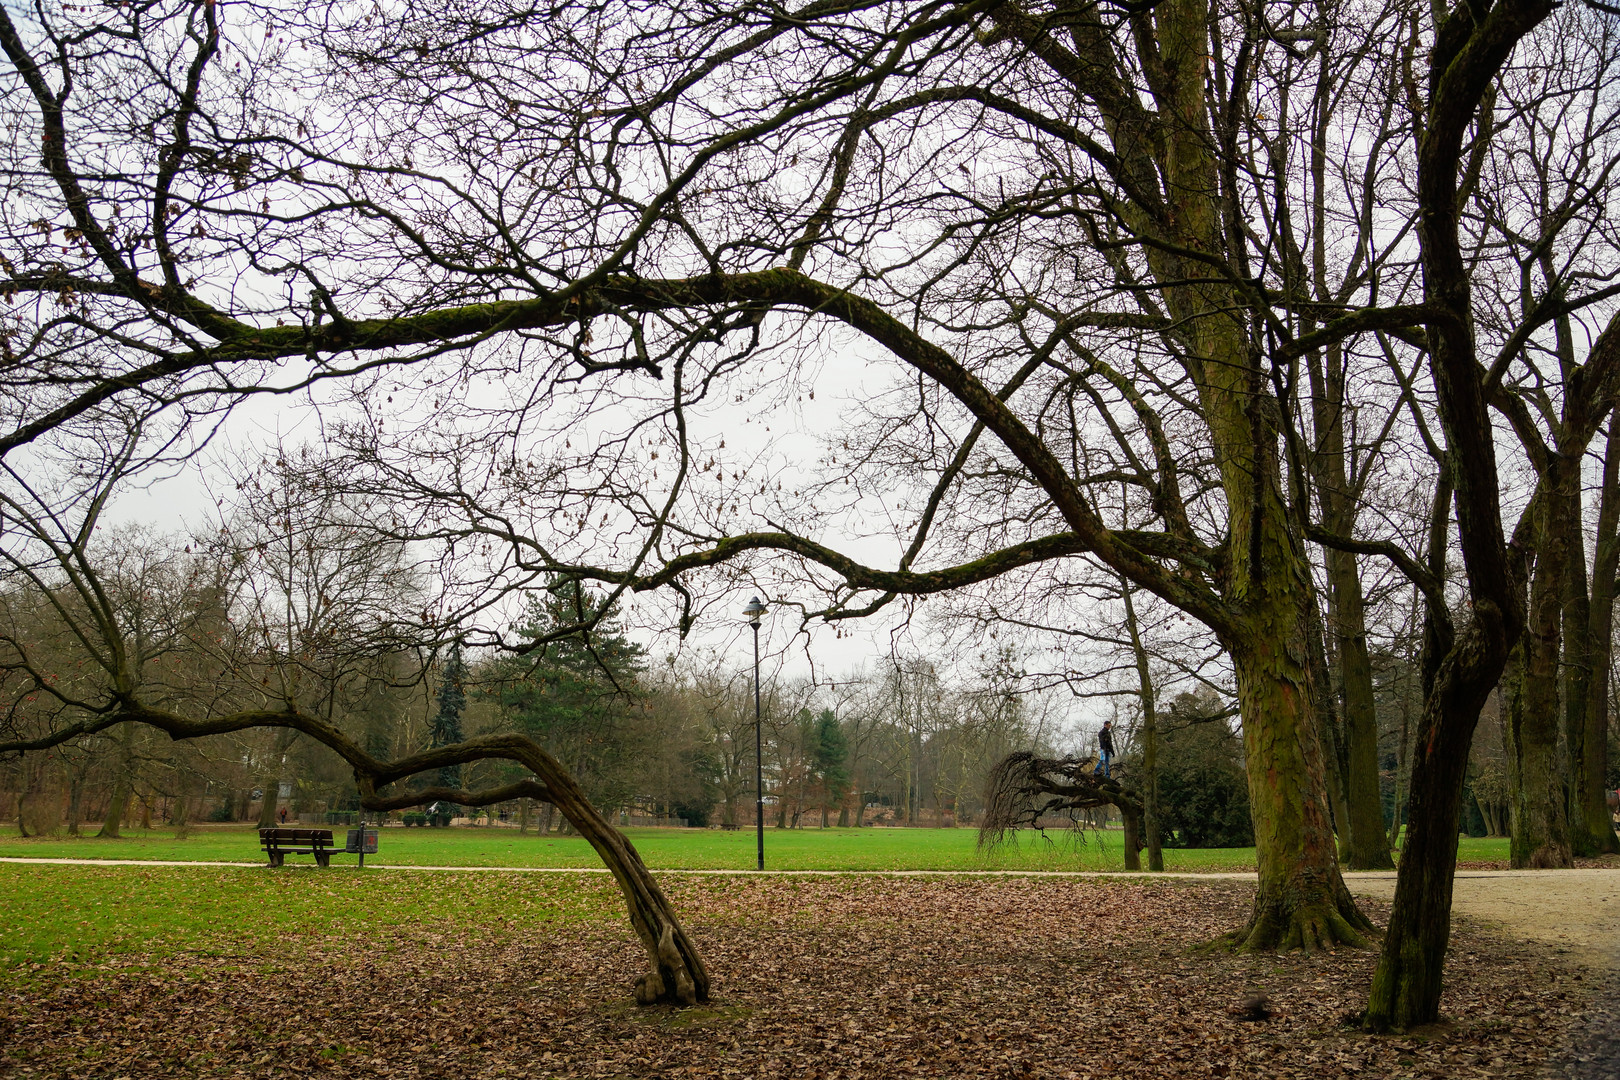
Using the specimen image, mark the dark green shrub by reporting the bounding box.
[1157,694,1253,848]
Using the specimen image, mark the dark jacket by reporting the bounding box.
[1099,725,1115,756]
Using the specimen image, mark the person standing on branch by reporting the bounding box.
[1098,721,1115,779]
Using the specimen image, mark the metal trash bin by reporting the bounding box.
[344,826,379,868]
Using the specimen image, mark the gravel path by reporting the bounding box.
[1346,868,1620,1077]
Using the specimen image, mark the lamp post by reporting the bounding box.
[743,595,767,871]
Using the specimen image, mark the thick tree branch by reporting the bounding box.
[1305,525,1445,612]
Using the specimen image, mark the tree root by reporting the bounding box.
[1526,842,1573,869]
[634,925,701,1006]
[1233,889,1376,953]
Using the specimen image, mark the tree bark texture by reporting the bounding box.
[1364,618,1500,1030]
[1569,413,1620,855]
[1304,591,1352,847]
[1308,341,1393,870]
[1507,473,1575,869]
[1233,640,1373,951]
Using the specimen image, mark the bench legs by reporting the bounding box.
[264,850,334,867]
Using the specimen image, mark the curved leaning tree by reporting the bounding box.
[0,481,710,1003]
[979,752,1149,872]
[0,0,1612,1029]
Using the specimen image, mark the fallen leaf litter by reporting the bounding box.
[0,874,1591,1078]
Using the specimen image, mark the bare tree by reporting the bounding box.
[3,0,1620,1028]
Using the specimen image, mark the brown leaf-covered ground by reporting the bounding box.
[0,875,1596,1078]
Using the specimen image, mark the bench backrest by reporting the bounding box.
[258,828,334,844]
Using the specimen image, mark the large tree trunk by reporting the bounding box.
[1231,638,1373,951]
[1570,413,1620,855]
[1364,618,1500,1030]
[992,0,1374,947]
[1308,341,1394,870]
[1507,477,1575,868]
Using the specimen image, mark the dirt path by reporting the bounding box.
[1347,869,1620,1077]
[1344,868,1620,955]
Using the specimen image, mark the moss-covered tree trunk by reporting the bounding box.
[987,0,1374,944]
[1232,634,1372,950]
[1308,342,1393,870]
[1158,0,1369,946]
[1507,474,1575,869]
[1569,414,1620,855]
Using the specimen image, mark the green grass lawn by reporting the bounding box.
[0,823,1269,872]
[0,861,630,974]
[0,822,1517,871]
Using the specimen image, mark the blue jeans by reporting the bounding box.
[1098,752,1111,778]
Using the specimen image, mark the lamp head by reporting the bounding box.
[743,596,767,627]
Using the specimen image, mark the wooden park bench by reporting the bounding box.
[259,827,335,867]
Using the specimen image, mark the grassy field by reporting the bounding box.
[0,861,633,972]
[0,823,1274,872]
[0,823,1518,871]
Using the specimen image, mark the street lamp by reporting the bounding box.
[743,595,767,871]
